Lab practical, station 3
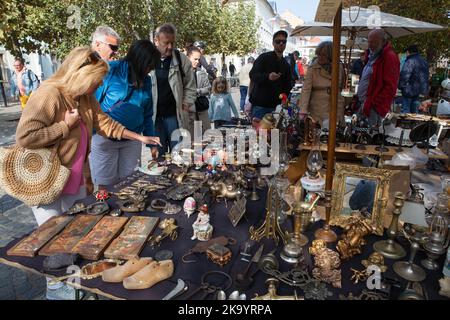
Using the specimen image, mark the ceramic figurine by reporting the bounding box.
[183,197,196,218]
[191,204,213,241]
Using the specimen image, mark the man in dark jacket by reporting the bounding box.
[249,30,292,119]
[357,29,400,127]
[399,45,429,114]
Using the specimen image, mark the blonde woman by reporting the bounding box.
[300,41,345,126]
[15,47,160,300]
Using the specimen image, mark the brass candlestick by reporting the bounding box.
[314,190,337,243]
[373,192,407,259]
[393,240,426,282]
[249,184,288,245]
[281,201,310,264]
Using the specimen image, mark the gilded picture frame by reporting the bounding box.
[329,163,397,236]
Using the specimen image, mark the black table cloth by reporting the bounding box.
[0,172,447,300]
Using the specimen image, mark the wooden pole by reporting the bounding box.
[315,3,342,243]
[326,3,342,208]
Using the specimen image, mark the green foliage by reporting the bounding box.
[0,0,259,59]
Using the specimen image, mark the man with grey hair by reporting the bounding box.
[91,26,121,61]
[357,28,400,126]
[149,23,196,154]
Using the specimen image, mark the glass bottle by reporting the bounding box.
[306,127,323,179]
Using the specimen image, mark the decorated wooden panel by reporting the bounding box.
[7,216,74,257]
[71,216,129,260]
[39,215,103,256]
[104,216,159,260]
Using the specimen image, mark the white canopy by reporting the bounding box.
[291,7,445,39]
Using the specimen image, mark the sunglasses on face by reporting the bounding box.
[100,41,119,52]
[274,39,287,45]
[79,51,102,70]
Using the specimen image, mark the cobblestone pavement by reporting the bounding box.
[0,103,47,299]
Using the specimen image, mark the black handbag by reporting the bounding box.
[195,95,209,112]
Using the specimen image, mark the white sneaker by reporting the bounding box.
[46,284,85,300]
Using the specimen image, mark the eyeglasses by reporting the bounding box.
[79,51,102,70]
[274,39,287,45]
[100,41,119,52]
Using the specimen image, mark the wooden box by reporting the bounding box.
[39,215,103,256]
[104,216,159,260]
[71,216,128,260]
[7,216,73,257]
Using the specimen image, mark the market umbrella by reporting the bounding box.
[291,7,445,39]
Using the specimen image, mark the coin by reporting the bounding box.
[155,250,173,261]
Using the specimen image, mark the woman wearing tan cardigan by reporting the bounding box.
[300,41,345,126]
[15,47,160,299]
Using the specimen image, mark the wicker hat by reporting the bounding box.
[0,146,70,206]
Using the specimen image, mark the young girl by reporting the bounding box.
[208,77,239,128]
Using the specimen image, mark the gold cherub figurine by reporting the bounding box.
[336,214,374,260]
[309,239,342,288]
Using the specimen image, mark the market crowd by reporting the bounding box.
[9,22,435,300]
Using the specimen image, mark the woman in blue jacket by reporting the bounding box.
[89,40,161,190]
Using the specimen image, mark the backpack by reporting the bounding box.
[27,69,40,87]
[174,49,185,82]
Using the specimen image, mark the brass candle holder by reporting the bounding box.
[280,201,311,264]
[314,190,338,243]
[373,192,407,260]
[393,240,426,282]
[249,184,288,245]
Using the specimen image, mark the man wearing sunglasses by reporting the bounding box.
[249,30,292,120]
[91,26,121,61]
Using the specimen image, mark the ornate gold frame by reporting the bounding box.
[329,163,397,236]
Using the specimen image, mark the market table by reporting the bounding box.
[0,171,447,300]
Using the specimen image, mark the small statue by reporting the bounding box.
[191,204,213,241]
[336,214,374,260]
[351,252,388,284]
[309,240,342,288]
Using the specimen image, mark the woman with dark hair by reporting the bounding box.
[90,40,161,190]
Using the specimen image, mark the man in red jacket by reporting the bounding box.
[357,29,400,127]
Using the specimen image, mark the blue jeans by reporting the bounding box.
[401,97,420,114]
[239,86,248,111]
[155,116,179,155]
[252,106,273,120]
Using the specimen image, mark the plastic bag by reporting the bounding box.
[384,146,428,169]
